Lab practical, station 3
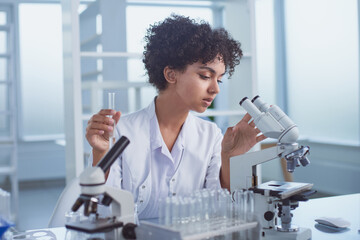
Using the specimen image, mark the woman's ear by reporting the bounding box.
[163,66,177,84]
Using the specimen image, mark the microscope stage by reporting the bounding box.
[254,181,313,199]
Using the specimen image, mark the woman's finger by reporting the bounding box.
[256,134,267,142]
[90,114,115,125]
[241,113,252,123]
[98,109,116,116]
[88,122,114,132]
[249,120,255,127]
[113,111,121,124]
[86,128,105,137]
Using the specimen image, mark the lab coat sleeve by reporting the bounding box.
[204,127,222,189]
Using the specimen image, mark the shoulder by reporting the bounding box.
[191,114,221,131]
[121,108,149,124]
[120,100,155,126]
[116,108,152,158]
[187,113,222,138]
[117,107,151,138]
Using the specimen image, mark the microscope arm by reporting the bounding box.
[104,186,135,224]
[229,144,299,191]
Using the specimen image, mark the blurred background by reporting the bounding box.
[0,0,359,231]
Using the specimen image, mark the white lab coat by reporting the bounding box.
[104,99,223,219]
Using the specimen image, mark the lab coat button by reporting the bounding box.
[172,178,175,182]
[142,185,146,189]
[172,193,176,196]
[139,200,143,203]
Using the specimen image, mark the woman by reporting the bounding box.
[85,14,265,219]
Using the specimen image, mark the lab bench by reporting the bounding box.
[7,193,360,240]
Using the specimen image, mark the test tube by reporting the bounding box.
[247,190,254,214]
[179,197,190,224]
[234,189,243,219]
[108,92,116,150]
[201,191,210,221]
[209,190,217,219]
[158,199,164,225]
[171,197,180,227]
[218,191,228,219]
[164,197,172,226]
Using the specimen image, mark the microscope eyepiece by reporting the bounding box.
[97,136,130,172]
[239,97,249,106]
[251,95,260,103]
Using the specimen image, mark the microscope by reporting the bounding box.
[65,136,135,236]
[230,96,315,240]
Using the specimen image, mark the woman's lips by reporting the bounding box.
[202,98,213,107]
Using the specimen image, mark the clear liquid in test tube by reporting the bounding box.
[108,92,116,150]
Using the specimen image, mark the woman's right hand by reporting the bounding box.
[85,109,121,153]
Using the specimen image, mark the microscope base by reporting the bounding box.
[261,227,311,240]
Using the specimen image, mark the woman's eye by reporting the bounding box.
[199,74,210,79]
[217,80,223,84]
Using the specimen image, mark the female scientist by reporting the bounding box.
[85,14,265,219]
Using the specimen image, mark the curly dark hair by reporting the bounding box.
[143,14,243,91]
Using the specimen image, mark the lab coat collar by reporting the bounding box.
[148,98,162,150]
[147,97,189,151]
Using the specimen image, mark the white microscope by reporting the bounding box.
[230,96,315,240]
[65,136,136,239]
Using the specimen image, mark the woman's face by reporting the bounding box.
[172,57,226,113]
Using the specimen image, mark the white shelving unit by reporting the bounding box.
[79,0,131,114]
[0,4,18,222]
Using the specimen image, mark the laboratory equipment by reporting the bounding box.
[230,96,315,240]
[0,188,11,222]
[135,188,260,240]
[152,188,258,239]
[0,188,13,239]
[65,134,259,239]
[108,92,116,150]
[65,136,134,236]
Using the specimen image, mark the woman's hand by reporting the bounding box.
[220,113,266,190]
[221,113,266,158]
[85,109,121,153]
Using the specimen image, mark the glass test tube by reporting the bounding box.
[108,92,116,150]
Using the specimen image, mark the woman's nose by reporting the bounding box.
[209,80,220,94]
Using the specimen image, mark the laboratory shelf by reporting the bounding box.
[80,51,142,58]
[0,167,15,175]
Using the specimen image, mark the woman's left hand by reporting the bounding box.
[221,113,266,158]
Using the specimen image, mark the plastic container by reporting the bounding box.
[0,217,14,239]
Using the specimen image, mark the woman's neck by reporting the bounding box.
[155,92,189,130]
[155,91,189,152]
